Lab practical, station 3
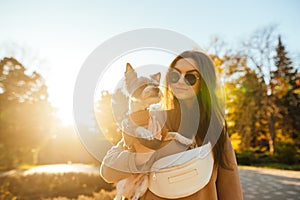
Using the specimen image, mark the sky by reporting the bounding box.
[0,0,299,125]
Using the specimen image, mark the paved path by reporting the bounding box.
[239,167,300,200]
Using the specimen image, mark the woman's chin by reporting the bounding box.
[173,92,195,100]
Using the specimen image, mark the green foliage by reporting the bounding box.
[236,151,277,166]
[216,28,300,159]
[250,163,300,171]
[236,151,255,165]
[275,141,299,165]
[236,146,299,168]
[271,36,300,149]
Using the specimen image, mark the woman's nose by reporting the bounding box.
[177,74,186,84]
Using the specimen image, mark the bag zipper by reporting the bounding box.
[152,172,157,181]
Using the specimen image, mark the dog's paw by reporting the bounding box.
[132,175,148,200]
[164,132,176,141]
[115,179,126,200]
[165,132,193,146]
[135,127,153,140]
[177,135,193,146]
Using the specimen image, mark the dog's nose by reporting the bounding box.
[151,87,162,97]
[142,86,161,99]
[153,87,159,93]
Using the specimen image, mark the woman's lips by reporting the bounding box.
[173,87,189,92]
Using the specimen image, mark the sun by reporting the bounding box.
[56,108,74,126]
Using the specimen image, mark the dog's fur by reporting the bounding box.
[124,63,162,113]
[114,63,162,200]
[115,174,148,200]
[122,63,164,150]
[123,63,193,148]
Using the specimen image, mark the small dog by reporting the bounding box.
[122,63,193,149]
[122,63,164,149]
[114,63,162,200]
[114,63,193,200]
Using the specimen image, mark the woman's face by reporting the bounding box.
[169,58,201,100]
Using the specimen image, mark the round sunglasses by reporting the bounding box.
[168,70,200,86]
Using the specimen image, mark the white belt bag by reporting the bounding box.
[148,142,214,199]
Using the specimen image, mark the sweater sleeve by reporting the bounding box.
[100,138,140,183]
[100,136,190,183]
[216,134,243,200]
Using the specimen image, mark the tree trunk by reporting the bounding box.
[268,115,276,154]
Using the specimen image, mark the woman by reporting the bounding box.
[100,50,243,199]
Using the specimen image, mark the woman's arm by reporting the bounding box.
[100,137,156,183]
[216,134,243,200]
[100,138,138,183]
[100,137,190,183]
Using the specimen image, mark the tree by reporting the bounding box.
[242,26,280,154]
[207,38,263,151]
[271,36,300,157]
[211,52,268,151]
[0,57,56,168]
[95,90,126,144]
[206,29,299,159]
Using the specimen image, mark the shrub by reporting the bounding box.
[236,151,277,165]
[275,141,298,165]
[0,172,113,200]
[41,189,116,200]
[236,151,256,165]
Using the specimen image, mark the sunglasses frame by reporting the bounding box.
[168,68,200,86]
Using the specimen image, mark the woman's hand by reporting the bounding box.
[134,127,153,140]
[148,116,162,140]
[164,132,193,146]
[134,116,162,140]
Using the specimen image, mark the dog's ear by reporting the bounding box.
[126,63,134,73]
[150,72,161,83]
[125,63,138,92]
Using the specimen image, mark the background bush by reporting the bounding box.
[0,172,114,200]
[275,141,299,165]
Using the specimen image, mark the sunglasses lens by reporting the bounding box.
[169,71,199,86]
[184,74,197,85]
[168,71,180,83]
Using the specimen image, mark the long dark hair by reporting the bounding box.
[163,50,230,169]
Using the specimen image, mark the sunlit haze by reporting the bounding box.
[1,0,299,125]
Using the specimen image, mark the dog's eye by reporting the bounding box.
[131,86,146,97]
